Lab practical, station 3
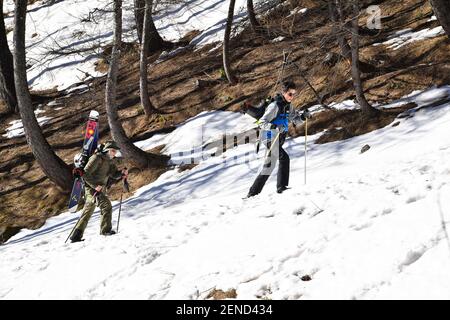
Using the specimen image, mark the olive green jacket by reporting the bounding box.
[83,152,122,189]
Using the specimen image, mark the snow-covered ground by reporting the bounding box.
[134,110,257,164]
[3,0,271,92]
[2,86,450,299]
[2,108,52,138]
[306,86,450,115]
[4,0,135,91]
[307,100,358,114]
[374,26,445,50]
[381,86,450,109]
[287,7,307,17]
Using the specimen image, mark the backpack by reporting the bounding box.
[243,96,274,120]
[73,143,105,174]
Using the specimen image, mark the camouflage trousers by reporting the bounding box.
[74,186,112,236]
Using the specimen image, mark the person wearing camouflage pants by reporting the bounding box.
[70,141,128,242]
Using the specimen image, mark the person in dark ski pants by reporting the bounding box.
[247,81,312,198]
[70,141,128,242]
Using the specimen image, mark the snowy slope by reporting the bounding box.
[3,0,269,91]
[1,87,450,299]
[135,110,257,164]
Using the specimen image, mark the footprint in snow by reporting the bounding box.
[219,204,231,210]
[35,240,49,247]
[255,284,272,299]
[371,208,393,218]
[399,248,426,271]
[38,263,49,271]
[352,221,372,231]
[293,207,305,215]
[191,226,200,233]
[418,165,431,174]
[406,195,424,204]
[140,251,160,265]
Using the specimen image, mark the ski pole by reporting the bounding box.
[116,176,129,233]
[266,131,281,156]
[116,190,123,233]
[305,118,308,185]
[306,195,323,213]
[65,217,80,243]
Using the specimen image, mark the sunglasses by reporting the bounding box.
[286,92,296,97]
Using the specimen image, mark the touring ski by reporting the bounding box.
[68,110,99,212]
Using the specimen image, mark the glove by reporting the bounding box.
[123,179,130,193]
[300,108,312,121]
[277,124,288,133]
[72,168,84,178]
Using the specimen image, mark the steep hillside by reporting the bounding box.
[1,0,450,247]
[1,85,450,299]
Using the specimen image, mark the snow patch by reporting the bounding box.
[374,27,445,50]
[4,0,271,91]
[288,7,308,17]
[3,90,450,298]
[380,86,450,109]
[3,115,52,139]
[271,36,286,43]
[134,110,257,164]
[307,86,450,114]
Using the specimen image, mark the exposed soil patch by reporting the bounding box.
[206,288,237,300]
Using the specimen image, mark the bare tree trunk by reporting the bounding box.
[134,0,145,44]
[0,0,18,114]
[136,0,170,51]
[329,0,352,61]
[146,0,172,53]
[139,0,157,116]
[13,0,72,191]
[430,0,450,38]
[223,0,237,85]
[247,0,261,33]
[350,0,378,116]
[329,0,375,74]
[106,0,168,168]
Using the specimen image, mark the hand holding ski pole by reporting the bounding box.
[305,118,308,185]
[121,168,128,179]
[301,108,313,120]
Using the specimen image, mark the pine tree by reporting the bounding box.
[350,0,378,116]
[223,0,237,85]
[430,0,450,38]
[139,0,158,116]
[106,0,168,168]
[13,0,72,191]
[0,0,18,114]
